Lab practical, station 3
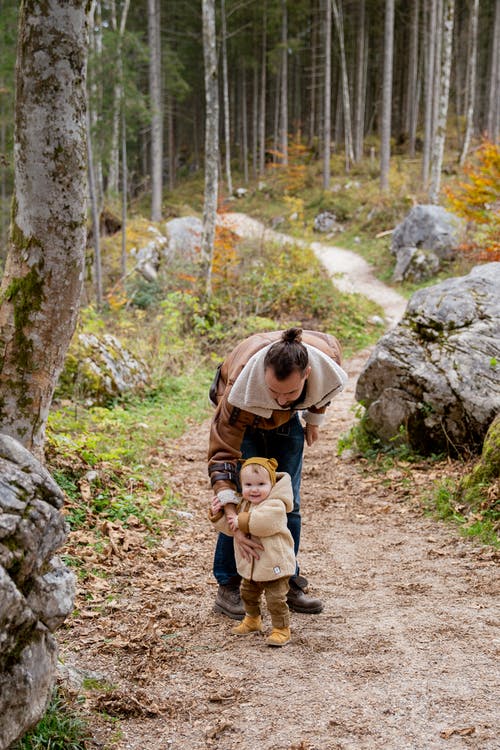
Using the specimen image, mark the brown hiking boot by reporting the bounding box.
[213,583,245,620]
[287,579,323,614]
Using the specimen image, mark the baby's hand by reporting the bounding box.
[227,513,239,531]
[211,496,222,514]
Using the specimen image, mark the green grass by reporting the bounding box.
[426,479,499,548]
[47,371,213,533]
[11,690,90,750]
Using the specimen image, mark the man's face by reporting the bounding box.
[264,366,311,408]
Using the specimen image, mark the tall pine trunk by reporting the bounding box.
[429,0,455,203]
[148,0,162,222]
[459,0,479,166]
[353,0,366,162]
[323,0,332,188]
[380,0,395,191]
[221,0,233,195]
[280,0,288,165]
[332,0,354,170]
[201,0,219,297]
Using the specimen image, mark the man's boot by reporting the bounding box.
[287,578,323,614]
[213,582,245,620]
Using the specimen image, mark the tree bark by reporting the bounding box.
[429,0,455,203]
[486,0,500,142]
[422,0,437,187]
[406,0,419,157]
[148,0,162,222]
[280,0,288,165]
[258,2,267,176]
[201,0,219,297]
[221,0,233,195]
[332,0,354,170]
[107,0,130,197]
[459,0,479,166]
[0,0,89,457]
[323,0,332,189]
[380,0,395,191]
[354,0,366,162]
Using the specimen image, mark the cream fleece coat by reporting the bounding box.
[209,472,296,582]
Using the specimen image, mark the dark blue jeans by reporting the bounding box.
[212,413,305,585]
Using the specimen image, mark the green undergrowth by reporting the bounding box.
[10,689,90,750]
[47,371,213,535]
[425,478,499,548]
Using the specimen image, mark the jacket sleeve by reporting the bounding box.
[207,507,233,536]
[208,393,257,493]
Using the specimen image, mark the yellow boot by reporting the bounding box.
[232,615,263,635]
[266,627,291,647]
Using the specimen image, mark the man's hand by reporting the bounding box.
[305,423,319,446]
[234,529,263,562]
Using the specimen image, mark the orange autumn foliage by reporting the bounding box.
[444,140,500,260]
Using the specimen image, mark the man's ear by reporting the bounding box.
[304,365,312,379]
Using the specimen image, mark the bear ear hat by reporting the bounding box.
[241,457,278,486]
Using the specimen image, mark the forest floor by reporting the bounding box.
[59,216,499,750]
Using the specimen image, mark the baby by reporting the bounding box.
[209,457,295,646]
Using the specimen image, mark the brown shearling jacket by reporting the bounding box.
[208,329,344,494]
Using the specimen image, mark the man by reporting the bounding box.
[208,327,347,619]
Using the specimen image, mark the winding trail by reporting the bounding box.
[218,211,407,326]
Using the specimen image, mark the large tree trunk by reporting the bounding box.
[201,0,219,298]
[380,0,395,191]
[148,0,162,222]
[0,0,89,458]
[429,0,455,203]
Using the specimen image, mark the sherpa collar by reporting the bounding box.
[228,343,348,418]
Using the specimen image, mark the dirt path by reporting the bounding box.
[59,217,499,750]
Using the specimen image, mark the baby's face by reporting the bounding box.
[241,466,272,504]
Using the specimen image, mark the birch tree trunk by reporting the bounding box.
[148,0,162,222]
[0,0,89,457]
[280,0,288,165]
[353,0,366,162]
[429,0,455,203]
[406,0,419,157]
[380,0,395,191]
[323,0,332,189]
[201,0,219,298]
[221,0,233,195]
[331,0,354,169]
[422,0,437,187]
[107,0,130,197]
[459,0,479,166]
[258,2,267,176]
[486,0,500,142]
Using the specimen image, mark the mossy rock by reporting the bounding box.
[56,333,151,406]
[458,414,500,511]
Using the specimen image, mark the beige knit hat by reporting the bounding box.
[241,457,278,486]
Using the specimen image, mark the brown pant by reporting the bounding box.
[240,576,290,629]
